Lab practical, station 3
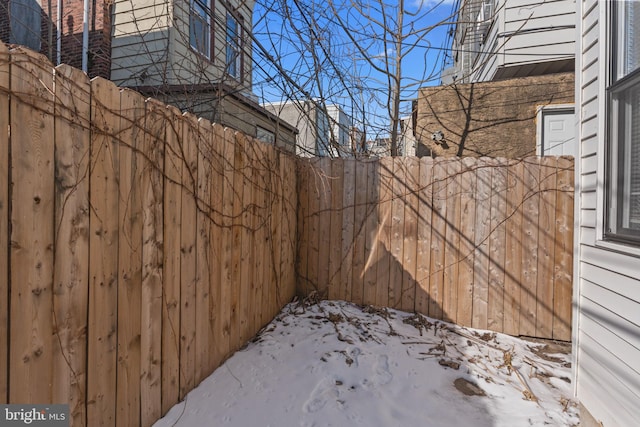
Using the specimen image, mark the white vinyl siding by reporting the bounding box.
[111,0,172,86]
[468,0,576,82]
[575,1,640,426]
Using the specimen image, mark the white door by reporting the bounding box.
[541,109,575,156]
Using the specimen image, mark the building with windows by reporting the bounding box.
[111,0,295,150]
[415,0,576,158]
[0,0,296,151]
[263,101,354,157]
[573,2,640,426]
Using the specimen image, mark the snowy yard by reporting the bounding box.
[153,299,579,427]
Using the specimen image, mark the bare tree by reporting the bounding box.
[254,0,461,156]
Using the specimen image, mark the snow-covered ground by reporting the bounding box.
[154,299,579,427]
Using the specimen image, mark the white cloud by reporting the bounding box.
[373,48,396,61]
[412,0,457,9]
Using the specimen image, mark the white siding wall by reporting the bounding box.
[472,19,500,82]
[501,0,575,64]
[575,1,640,426]
[263,101,317,157]
[469,0,575,81]
[111,0,173,86]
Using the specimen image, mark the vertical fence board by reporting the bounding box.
[401,158,419,312]
[52,63,90,425]
[520,159,540,337]
[179,113,198,399]
[239,135,254,344]
[207,124,224,372]
[472,159,492,330]
[233,133,249,345]
[415,158,433,315]
[115,88,144,427]
[161,106,183,414]
[263,144,275,326]
[553,157,574,341]
[269,148,282,316]
[305,158,320,291]
[429,159,448,319]
[536,157,557,339]
[389,160,406,310]
[351,160,369,304]
[276,153,286,303]
[375,158,393,308]
[263,145,276,319]
[219,129,236,357]
[253,143,267,329]
[307,159,321,296]
[0,41,9,404]
[363,160,380,306]
[208,124,225,368]
[194,118,212,385]
[328,160,344,301]
[230,134,247,351]
[140,100,165,427]
[488,159,507,333]
[260,145,274,319]
[340,160,356,301]
[247,142,259,334]
[317,158,332,299]
[230,133,244,352]
[282,153,297,300]
[296,159,310,296]
[88,76,120,426]
[457,158,477,327]
[504,160,524,336]
[443,160,462,324]
[9,47,55,404]
[247,142,260,335]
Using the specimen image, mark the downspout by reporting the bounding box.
[56,0,61,65]
[82,0,90,72]
[47,0,53,61]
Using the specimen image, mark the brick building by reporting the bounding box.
[415,72,575,158]
[419,0,577,159]
[0,0,111,78]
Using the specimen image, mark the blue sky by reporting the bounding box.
[252,0,460,137]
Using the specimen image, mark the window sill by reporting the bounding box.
[595,239,640,259]
[188,46,212,63]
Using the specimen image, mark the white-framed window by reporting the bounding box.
[606,1,640,244]
[190,0,211,58]
[226,12,242,80]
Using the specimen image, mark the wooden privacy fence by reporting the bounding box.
[297,155,574,341]
[0,43,297,427]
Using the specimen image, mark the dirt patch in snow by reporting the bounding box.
[454,378,487,396]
